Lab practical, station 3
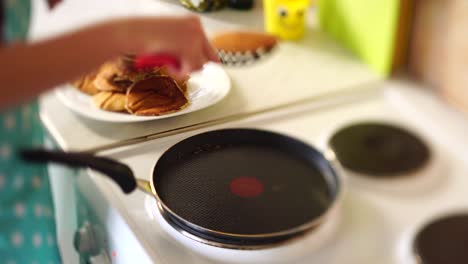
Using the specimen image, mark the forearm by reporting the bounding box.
[0,21,128,109]
[0,16,215,110]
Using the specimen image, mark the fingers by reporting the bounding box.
[166,66,190,84]
[184,33,220,71]
[182,48,207,72]
[192,52,208,71]
[203,37,221,63]
[126,15,219,80]
[161,46,208,82]
[168,51,210,83]
[183,16,220,63]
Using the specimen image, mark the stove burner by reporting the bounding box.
[413,213,468,264]
[329,123,430,177]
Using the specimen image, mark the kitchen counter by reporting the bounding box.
[32,0,381,151]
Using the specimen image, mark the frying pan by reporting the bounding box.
[21,128,342,249]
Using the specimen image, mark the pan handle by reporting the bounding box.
[20,149,137,194]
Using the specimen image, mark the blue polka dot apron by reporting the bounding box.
[0,0,61,263]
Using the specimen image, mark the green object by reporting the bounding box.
[318,0,400,77]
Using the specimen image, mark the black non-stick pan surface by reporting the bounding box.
[153,129,339,233]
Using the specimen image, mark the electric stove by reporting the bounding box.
[70,84,468,264]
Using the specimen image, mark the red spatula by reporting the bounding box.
[133,54,181,71]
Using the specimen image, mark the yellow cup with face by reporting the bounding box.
[263,0,310,40]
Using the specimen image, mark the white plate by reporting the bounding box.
[55,62,231,123]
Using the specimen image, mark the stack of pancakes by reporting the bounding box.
[73,57,188,116]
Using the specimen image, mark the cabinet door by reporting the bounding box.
[443,0,468,112]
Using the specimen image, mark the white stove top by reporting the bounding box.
[75,82,468,264]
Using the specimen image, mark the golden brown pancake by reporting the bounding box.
[73,72,100,95]
[74,57,190,116]
[92,92,127,112]
[126,76,188,116]
[93,62,133,93]
[153,66,189,92]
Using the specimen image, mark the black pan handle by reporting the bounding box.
[20,149,137,194]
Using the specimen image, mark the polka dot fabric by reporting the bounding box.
[0,0,61,263]
[0,103,61,263]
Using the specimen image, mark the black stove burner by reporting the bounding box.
[329,123,430,177]
[152,129,340,248]
[413,214,468,264]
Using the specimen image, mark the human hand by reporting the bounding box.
[0,15,218,108]
[110,16,220,81]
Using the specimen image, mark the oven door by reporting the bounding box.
[46,137,110,264]
[48,155,111,264]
